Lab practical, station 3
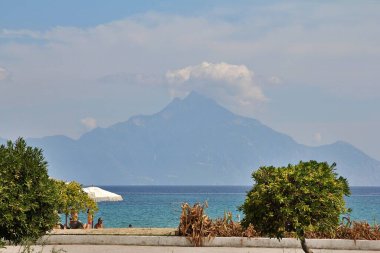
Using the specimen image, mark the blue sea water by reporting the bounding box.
[72,186,380,228]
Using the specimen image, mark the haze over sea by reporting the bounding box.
[73,186,380,228]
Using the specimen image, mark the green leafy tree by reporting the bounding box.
[0,138,60,245]
[239,161,350,253]
[54,180,98,227]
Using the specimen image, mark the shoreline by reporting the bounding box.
[50,228,177,236]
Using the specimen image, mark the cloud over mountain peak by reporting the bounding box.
[166,62,266,109]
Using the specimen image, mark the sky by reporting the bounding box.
[0,1,379,160]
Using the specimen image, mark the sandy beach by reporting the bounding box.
[49,228,177,236]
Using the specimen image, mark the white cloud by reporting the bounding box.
[166,62,266,108]
[1,6,379,98]
[80,117,97,130]
[0,67,8,81]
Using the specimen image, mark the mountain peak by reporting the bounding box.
[166,91,216,107]
[160,91,233,119]
[183,91,213,102]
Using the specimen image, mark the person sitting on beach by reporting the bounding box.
[69,217,85,229]
[69,212,85,229]
[87,209,93,229]
[94,217,104,229]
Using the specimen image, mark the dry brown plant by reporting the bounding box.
[178,202,258,246]
[178,204,380,246]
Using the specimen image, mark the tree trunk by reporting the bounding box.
[300,237,313,253]
[65,214,68,227]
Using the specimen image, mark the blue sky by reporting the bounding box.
[0,1,379,160]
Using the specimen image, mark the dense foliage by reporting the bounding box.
[239,160,350,252]
[54,180,98,227]
[0,138,60,245]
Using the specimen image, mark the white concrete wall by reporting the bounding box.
[38,235,380,251]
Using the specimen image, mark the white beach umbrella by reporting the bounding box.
[82,186,123,202]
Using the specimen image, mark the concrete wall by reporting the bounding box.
[39,235,380,251]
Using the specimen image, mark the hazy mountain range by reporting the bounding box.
[2,92,380,186]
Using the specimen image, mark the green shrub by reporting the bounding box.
[0,138,60,245]
[239,160,350,253]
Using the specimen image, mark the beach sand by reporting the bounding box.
[50,227,177,236]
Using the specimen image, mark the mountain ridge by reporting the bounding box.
[1,92,379,186]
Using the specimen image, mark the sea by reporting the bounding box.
[71,186,380,228]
